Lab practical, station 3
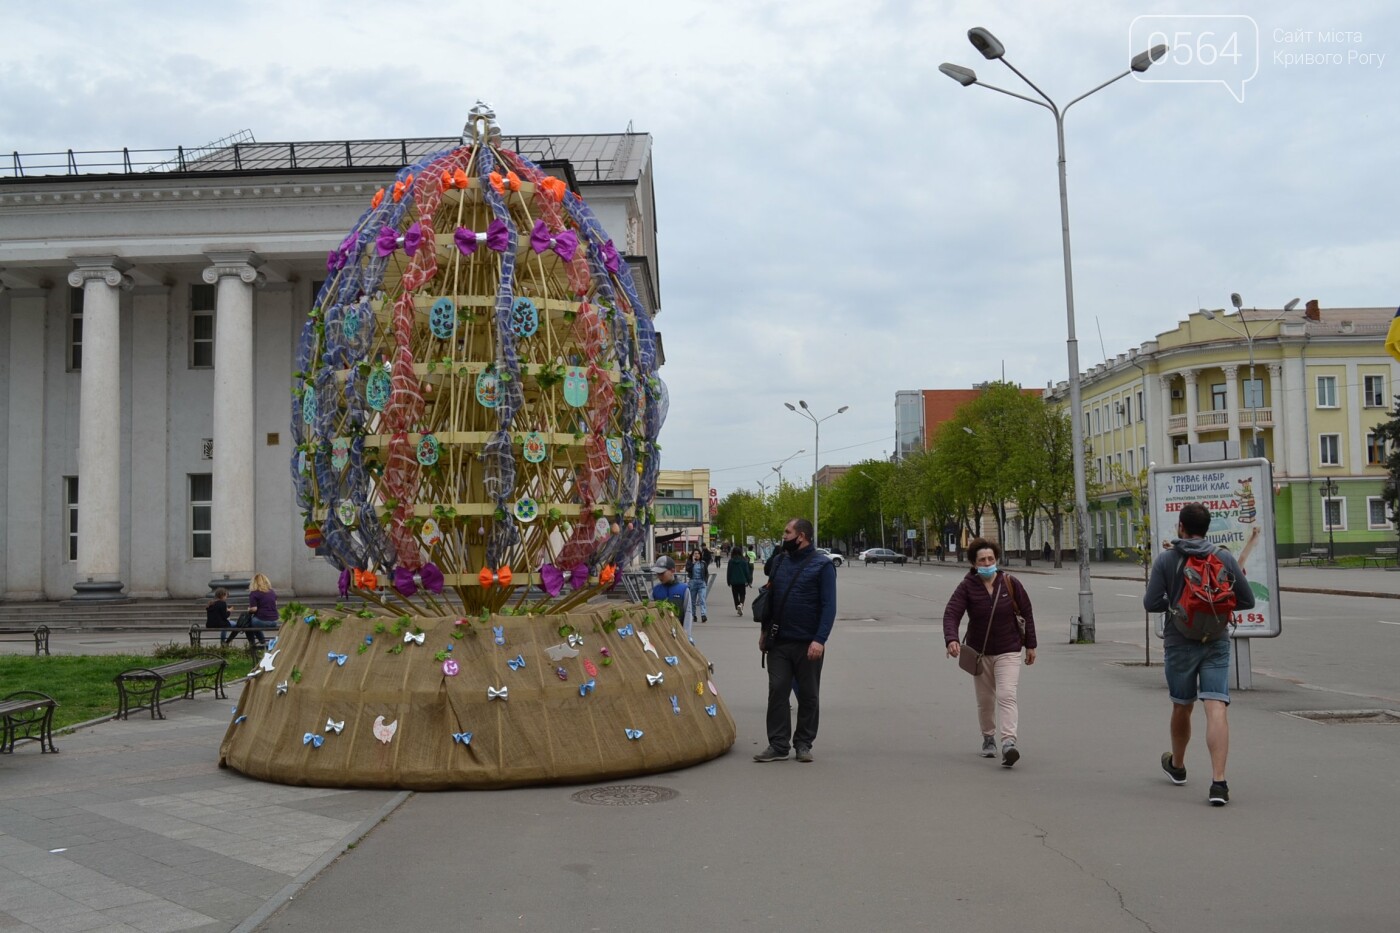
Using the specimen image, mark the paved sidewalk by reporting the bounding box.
[0,684,400,933]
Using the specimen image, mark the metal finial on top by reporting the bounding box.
[464,101,501,146]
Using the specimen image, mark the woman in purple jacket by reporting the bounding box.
[942,538,1037,768]
[245,573,278,648]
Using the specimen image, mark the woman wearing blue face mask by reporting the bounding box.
[942,537,1038,767]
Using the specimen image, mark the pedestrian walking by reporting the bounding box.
[1143,502,1255,806]
[727,545,753,615]
[754,518,836,764]
[650,555,694,636]
[686,549,710,624]
[942,537,1037,768]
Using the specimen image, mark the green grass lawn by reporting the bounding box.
[1,648,256,730]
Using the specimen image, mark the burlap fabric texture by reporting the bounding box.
[218,604,735,790]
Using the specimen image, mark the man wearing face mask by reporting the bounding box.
[754,518,837,763]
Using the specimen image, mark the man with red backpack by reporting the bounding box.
[1143,502,1256,806]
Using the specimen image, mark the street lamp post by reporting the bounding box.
[940,28,1167,644]
[784,401,849,546]
[1320,477,1339,563]
[771,448,806,490]
[1200,296,1300,457]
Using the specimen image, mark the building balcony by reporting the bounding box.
[1166,407,1274,436]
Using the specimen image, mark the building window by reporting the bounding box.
[1127,449,1135,474]
[1092,409,1101,435]
[1210,383,1227,411]
[1095,457,1103,481]
[191,284,216,368]
[1136,391,1144,422]
[1083,413,1091,437]
[1323,496,1346,532]
[1368,497,1393,530]
[1319,434,1341,467]
[1367,432,1386,465]
[1242,378,1263,409]
[67,287,84,371]
[64,476,79,561]
[1363,374,1387,408]
[190,474,213,559]
[1316,375,1338,408]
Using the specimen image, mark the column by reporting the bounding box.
[5,289,50,598]
[1223,364,1241,448]
[204,252,264,598]
[1158,374,1174,463]
[1268,363,1285,472]
[68,258,132,600]
[1282,356,1308,479]
[1183,370,1200,445]
[128,286,171,597]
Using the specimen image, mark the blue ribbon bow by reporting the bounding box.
[625,728,644,740]
[664,656,679,666]
[507,654,526,671]
[618,624,634,637]
[452,732,473,745]
[303,733,324,748]
[579,678,596,696]
[705,704,718,717]
[233,715,246,724]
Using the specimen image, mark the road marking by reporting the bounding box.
[1115,593,1139,598]
[1379,620,1400,626]
[1047,586,1064,590]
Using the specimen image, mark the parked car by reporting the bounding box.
[817,548,844,567]
[862,548,906,565]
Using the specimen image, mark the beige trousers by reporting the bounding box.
[974,651,1022,744]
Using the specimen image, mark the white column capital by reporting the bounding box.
[1223,364,1239,380]
[1158,374,1174,391]
[68,257,134,291]
[203,252,266,286]
[1182,369,1199,386]
[1267,362,1283,378]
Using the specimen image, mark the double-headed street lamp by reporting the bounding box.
[939,27,1167,644]
[772,448,806,490]
[784,401,848,545]
[1199,295,1300,457]
[1320,477,1339,563]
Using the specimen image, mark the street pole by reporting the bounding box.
[939,31,1166,642]
[785,402,847,546]
[1200,297,1299,458]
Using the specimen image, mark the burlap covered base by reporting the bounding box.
[218,605,735,790]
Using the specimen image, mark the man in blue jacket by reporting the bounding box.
[754,518,836,763]
[1144,502,1256,807]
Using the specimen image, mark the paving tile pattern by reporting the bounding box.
[0,685,398,933]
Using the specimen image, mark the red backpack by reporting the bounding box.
[1170,550,1238,642]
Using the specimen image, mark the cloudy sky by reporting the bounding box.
[5,0,1397,499]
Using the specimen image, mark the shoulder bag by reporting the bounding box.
[1004,573,1028,644]
[957,582,999,676]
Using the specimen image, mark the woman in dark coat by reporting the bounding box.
[726,545,754,616]
[942,537,1037,767]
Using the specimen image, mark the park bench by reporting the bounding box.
[0,690,59,753]
[114,657,227,720]
[1298,547,1330,567]
[188,622,278,650]
[0,624,49,656]
[1363,546,1399,568]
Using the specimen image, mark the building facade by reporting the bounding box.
[1045,301,1399,558]
[0,131,661,599]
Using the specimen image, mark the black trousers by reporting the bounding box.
[764,639,823,752]
[731,584,747,609]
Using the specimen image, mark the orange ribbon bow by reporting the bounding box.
[537,176,567,202]
[391,173,415,203]
[479,565,514,588]
[488,171,521,195]
[352,568,378,590]
[440,168,470,190]
[371,187,385,209]
[599,564,616,587]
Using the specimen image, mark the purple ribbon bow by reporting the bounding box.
[454,220,510,256]
[529,221,579,261]
[402,223,424,258]
[539,562,590,597]
[599,238,621,273]
[375,226,400,257]
[338,568,351,598]
[392,562,445,597]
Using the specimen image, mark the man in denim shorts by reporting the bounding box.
[1143,502,1255,806]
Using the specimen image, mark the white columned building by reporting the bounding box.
[67,259,132,599]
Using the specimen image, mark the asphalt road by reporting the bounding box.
[251,561,1400,933]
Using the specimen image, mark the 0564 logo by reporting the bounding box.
[1130,14,1260,102]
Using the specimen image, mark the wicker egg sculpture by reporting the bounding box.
[220,106,735,789]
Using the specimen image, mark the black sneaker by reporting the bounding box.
[753,746,789,762]
[1161,752,1187,785]
[701,615,708,623]
[795,746,814,763]
[1209,781,1229,806]
[1001,740,1020,768]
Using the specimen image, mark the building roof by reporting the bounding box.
[3,132,651,184]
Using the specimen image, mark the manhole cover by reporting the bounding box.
[570,784,678,806]
[1285,709,1400,725]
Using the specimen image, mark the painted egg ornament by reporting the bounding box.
[476,370,500,409]
[304,525,324,549]
[417,434,441,466]
[336,500,358,528]
[563,365,589,407]
[522,431,547,463]
[331,437,351,471]
[430,298,457,339]
[606,436,624,463]
[420,517,444,547]
[301,384,317,424]
[514,497,539,523]
[510,297,540,338]
[366,365,391,411]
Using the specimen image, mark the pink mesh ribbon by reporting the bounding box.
[572,301,605,361]
[503,151,591,296]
